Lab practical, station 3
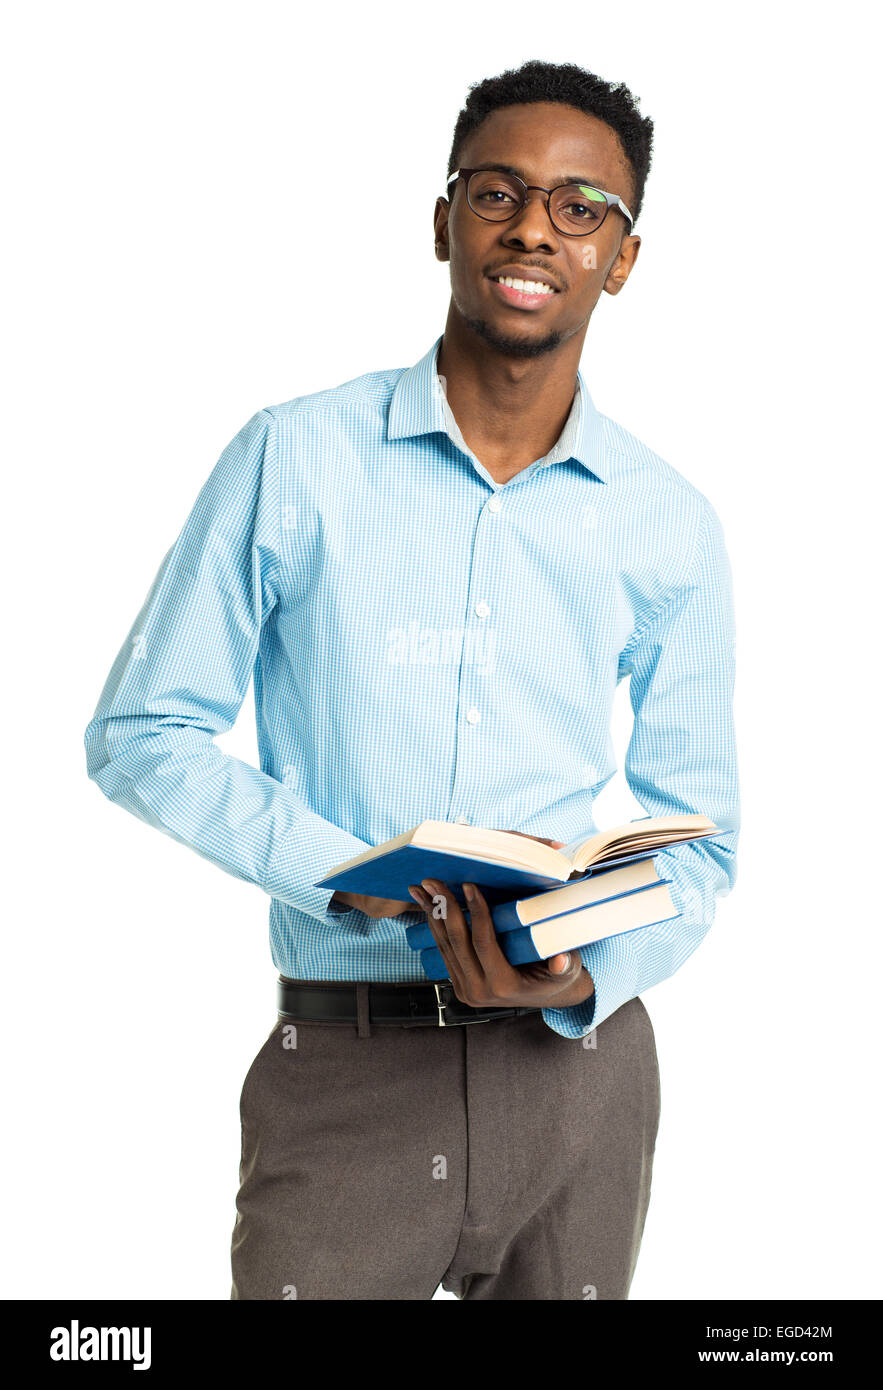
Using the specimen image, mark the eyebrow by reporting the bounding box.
[468,161,609,190]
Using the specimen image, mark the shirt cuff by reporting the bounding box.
[540,857,691,1039]
[262,815,373,927]
[541,967,598,1039]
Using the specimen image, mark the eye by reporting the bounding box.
[468,172,524,209]
[476,185,518,204]
[561,200,602,221]
[569,186,607,217]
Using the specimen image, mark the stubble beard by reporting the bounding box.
[462,312,564,360]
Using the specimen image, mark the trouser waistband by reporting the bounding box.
[277,976,541,1035]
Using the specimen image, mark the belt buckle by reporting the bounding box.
[432,981,491,1027]
[433,981,453,1026]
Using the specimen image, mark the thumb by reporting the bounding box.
[547,952,573,975]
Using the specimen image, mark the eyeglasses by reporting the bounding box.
[446,167,634,237]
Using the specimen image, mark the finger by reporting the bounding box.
[408,884,466,991]
[409,882,448,929]
[462,883,520,984]
[547,952,572,975]
[420,879,465,950]
[430,906,471,996]
[543,953,585,994]
[421,878,483,982]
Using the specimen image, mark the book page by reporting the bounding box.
[567,814,717,871]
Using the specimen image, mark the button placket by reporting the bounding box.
[447,492,505,823]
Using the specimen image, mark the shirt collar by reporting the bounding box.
[386,334,607,483]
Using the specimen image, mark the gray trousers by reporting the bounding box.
[230,991,660,1300]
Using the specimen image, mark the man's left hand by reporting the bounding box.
[408,879,595,1011]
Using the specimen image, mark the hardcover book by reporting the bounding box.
[416,875,679,974]
[404,854,664,950]
[315,813,717,903]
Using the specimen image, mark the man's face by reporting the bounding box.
[434,102,640,359]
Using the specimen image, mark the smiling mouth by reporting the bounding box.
[489,274,558,296]
[487,274,560,309]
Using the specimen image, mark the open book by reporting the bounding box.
[315,813,718,902]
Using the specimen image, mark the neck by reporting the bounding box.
[435,307,586,484]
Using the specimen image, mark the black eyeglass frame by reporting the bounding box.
[445,167,634,236]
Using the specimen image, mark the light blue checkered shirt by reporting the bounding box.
[84,334,739,1039]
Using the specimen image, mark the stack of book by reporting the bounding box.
[316,814,718,980]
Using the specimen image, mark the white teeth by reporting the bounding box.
[494,276,554,295]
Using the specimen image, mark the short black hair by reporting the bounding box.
[448,59,654,226]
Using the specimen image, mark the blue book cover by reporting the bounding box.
[405,863,659,951]
[406,920,439,952]
[416,881,679,974]
[316,816,720,905]
[419,945,450,981]
[317,842,673,904]
[316,844,567,903]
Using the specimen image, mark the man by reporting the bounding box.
[84,59,739,1300]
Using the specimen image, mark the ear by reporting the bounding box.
[434,196,451,262]
[603,233,640,296]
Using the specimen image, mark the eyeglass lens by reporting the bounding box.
[465,170,609,233]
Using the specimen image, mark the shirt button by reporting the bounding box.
[454,815,470,825]
[474,601,490,619]
[487,495,502,513]
[466,708,481,725]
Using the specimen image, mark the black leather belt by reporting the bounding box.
[277,976,540,1029]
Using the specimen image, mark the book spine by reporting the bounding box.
[419,945,449,980]
[405,897,533,946]
[405,921,435,951]
[499,928,544,966]
[489,897,523,933]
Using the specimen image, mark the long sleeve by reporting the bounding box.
[83,407,371,926]
[543,499,740,1039]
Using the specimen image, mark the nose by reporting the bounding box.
[500,189,560,253]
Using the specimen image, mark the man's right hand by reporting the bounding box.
[330,891,420,919]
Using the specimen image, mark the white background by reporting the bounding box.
[3,0,880,1300]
